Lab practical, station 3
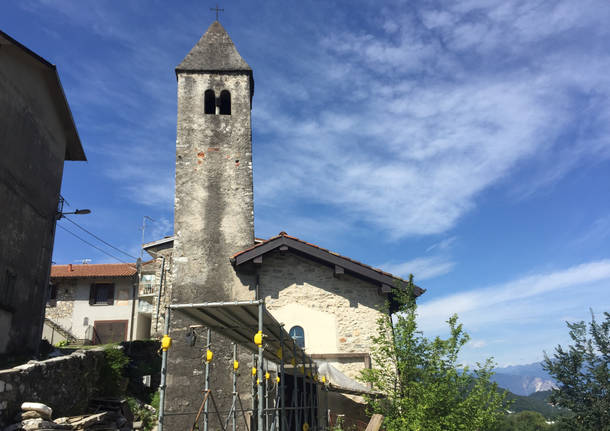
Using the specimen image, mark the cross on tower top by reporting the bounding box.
[210,4,224,21]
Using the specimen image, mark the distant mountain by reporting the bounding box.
[491,362,557,396]
[500,389,568,419]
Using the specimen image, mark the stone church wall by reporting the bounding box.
[167,67,256,428]
[258,250,387,380]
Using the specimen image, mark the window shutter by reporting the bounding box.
[107,284,115,305]
[89,284,95,305]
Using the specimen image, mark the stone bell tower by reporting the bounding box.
[166,21,256,428]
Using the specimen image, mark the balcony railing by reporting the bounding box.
[139,284,155,296]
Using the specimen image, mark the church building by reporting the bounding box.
[146,20,425,429]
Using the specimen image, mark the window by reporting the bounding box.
[219,90,231,115]
[289,325,305,348]
[204,89,216,114]
[89,283,115,305]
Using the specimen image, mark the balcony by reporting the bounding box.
[138,300,153,314]
[139,283,156,297]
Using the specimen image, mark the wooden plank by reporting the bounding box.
[365,414,384,431]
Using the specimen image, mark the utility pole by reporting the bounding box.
[132,216,153,344]
[140,216,154,260]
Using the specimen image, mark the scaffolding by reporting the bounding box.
[158,300,329,431]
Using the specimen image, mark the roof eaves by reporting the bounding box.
[0,30,86,162]
[143,236,175,250]
[231,234,425,297]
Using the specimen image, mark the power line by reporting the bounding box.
[56,224,131,264]
[62,216,138,260]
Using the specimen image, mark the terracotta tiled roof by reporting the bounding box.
[51,263,138,279]
[231,232,425,297]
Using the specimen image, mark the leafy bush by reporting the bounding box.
[55,339,70,348]
[360,276,508,431]
[150,390,160,411]
[126,397,157,431]
[97,345,129,396]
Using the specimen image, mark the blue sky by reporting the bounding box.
[4,0,609,366]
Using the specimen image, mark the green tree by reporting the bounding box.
[543,310,610,431]
[360,276,507,431]
[494,411,556,431]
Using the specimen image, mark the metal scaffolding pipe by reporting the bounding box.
[265,359,270,429]
[169,299,263,309]
[203,328,211,431]
[280,330,286,431]
[292,341,298,431]
[300,349,306,429]
[251,353,256,421]
[309,358,314,431]
[257,301,264,431]
[232,343,237,431]
[158,307,171,431]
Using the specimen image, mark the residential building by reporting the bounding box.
[0,30,86,359]
[44,263,153,344]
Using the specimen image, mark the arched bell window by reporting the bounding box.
[219,90,231,115]
[289,325,305,349]
[204,89,215,115]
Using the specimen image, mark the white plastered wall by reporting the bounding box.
[68,278,135,340]
[269,302,338,354]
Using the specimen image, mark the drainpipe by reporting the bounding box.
[158,307,171,431]
[155,256,166,333]
[129,258,141,343]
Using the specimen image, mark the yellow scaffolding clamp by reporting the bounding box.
[233,360,239,371]
[205,349,213,363]
[254,330,264,347]
[161,335,172,351]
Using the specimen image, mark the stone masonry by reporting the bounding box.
[45,281,75,323]
[165,21,257,429]
[259,251,387,380]
[0,349,104,427]
[141,249,173,338]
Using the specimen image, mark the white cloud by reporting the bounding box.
[470,339,487,349]
[382,256,456,281]
[28,0,610,241]
[426,236,457,252]
[417,260,610,333]
[254,0,610,239]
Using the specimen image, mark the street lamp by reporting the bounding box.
[55,196,91,220]
[40,200,91,353]
[56,209,91,219]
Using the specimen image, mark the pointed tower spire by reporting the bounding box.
[176,21,252,73]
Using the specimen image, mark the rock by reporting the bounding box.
[21,402,53,420]
[68,412,109,428]
[20,411,43,420]
[18,418,71,430]
[132,420,143,429]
